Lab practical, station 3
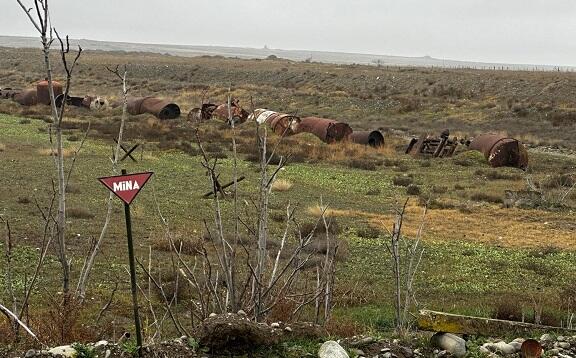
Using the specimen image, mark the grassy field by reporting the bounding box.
[1,46,576,349]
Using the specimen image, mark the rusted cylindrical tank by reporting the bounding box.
[13,89,38,106]
[469,134,528,170]
[36,80,63,105]
[127,96,180,119]
[212,102,249,125]
[297,117,353,143]
[520,339,542,358]
[249,109,301,136]
[350,130,384,147]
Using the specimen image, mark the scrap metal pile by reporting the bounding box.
[1,80,529,168]
[405,130,528,169]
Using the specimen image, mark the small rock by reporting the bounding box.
[271,322,280,328]
[319,340,349,358]
[400,346,413,357]
[413,348,421,355]
[24,349,36,358]
[430,333,466,358]
[237,310,246,315]
[556,342,570,349]
[104,349,111,358]
[479,346,491,354]
[493,341,516,355]
[209,312,217,317]
[349,348,365,357]
[94,340,108,347]
[349,336,375,347]
[548,348,560,355]
[48,345,77,357]
[436,350,448,357]
[382,353,392,358]
[284,326,292,332]
[557,336,566,342]
[380,348,391,353]
[541,333,554,342]
[512,338,525,344]
[508,341,521,352]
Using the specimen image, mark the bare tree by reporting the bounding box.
[386,199,427,334]
[76,65,129,300]
[16,0,82,296]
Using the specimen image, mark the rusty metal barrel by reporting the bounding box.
[350,130,384,147]
[296,116,352,144]
[13,89,38,106]
[36,80,63,105]
[469,134,528,170]
[127,96,180,119]
[249,109,301,136]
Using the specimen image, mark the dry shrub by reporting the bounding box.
[67,207,95,219]
[392,175,413,187]
[431,185,448,194]
[0,143,6,152]
[475,169,522,181]
[325,316,366,337]
[470,192,502,204]
[37,148,74,157]
[365,188,381,195]
[153,269,190,303]
[17,196,31,204]
[272,179,293,192]
[152,236,203,256]
[65,183,81,194]
[542,173,575,189]
[492,296,523,321]
[298,219,342,237]
[35,296,97,345]
[347,158,378,171]
[267,298,298,323]
[406,184,421,195]
[356,226,381,239]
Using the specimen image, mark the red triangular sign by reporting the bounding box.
[98,172,153,205]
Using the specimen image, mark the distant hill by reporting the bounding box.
[0,35,572,71]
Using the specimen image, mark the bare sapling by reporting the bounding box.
[16,0,83,296]
[386,199,427,334]
[76,65,130,300]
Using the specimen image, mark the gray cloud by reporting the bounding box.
[4,0,576,65]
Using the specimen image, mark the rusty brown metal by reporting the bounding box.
[36,80,63,105]
[13,89,38,106]
[349,130,384,147]
[188,103,218,122]
[296,116,353,143]
[469,134,528,170]
[55,94,109,110]
[406,130,459,158]
[520,339,542,358]
[127,96,180,120]
[211,99,250,125]
[249,109,302,136]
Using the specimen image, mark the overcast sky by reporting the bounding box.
[3,0,576,66]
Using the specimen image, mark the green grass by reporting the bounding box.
[1,112,575,342]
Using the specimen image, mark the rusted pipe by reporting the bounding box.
[296,116,352,143]
[469,134,528,170]
[249,109,301,136]
[127,96,180,120]
[349,130,384,147]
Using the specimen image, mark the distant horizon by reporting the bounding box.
[1,34,573,71]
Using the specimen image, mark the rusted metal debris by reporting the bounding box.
[188,99,249,125]
[13,89,38,106]
[350,130,384,147]
[296,116,353,143]
[0,88,22,100]
[469,134,528,170]
[188,103,218,122]
[126,96,180,120]
[418,309,576,337]
[55,94,109,110]
[2,80,63,106]
[249,109,302,136]
[406,130,459,157]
